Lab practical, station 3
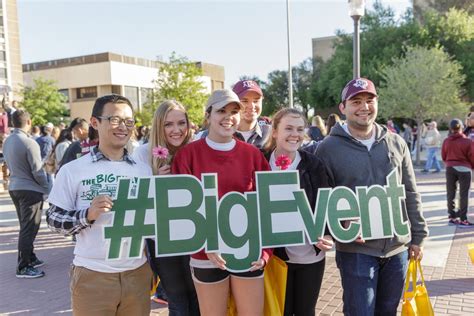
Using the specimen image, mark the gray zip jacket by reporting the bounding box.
[316,122,428,258]
[3,128,48,194]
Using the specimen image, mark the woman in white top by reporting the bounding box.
[263,108,334,316]
[132,100,198,316]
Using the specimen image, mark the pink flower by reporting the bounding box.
[275,155,292,170]
[152,146,169,159]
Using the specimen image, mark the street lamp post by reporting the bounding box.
[349,0,365,79]
[286,0,293,108]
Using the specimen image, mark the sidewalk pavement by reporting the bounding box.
[0,169,473,316]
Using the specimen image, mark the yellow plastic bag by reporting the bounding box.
[227,256,288,316]
[468,243,474,264]
[401,258,434,316]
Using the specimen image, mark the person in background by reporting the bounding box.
[263,108,333,315]
[3,110,48,278]
[2,97,18,128]
[422,121,442,173]
[58,118,89,168]
[0,106,9,189]
[58,122,66,130]
[53,129,73,172]
[402,122,413,151]
[136,125,150,144]
[173,89,271,315]
[36,123,56,192]
[232,79,271,148]
[30,126,41,140]
[442,118,474,227]
[51,126,61,141]
[463,112,474,140]
[316,78,428,316]
[308,115,327,142]
[326,113,341,135]
[132,100,197,315]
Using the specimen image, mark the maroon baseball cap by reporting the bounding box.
[232,80,263,99]
[341,78,378,102]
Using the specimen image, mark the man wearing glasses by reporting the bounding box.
[46,94,153,315]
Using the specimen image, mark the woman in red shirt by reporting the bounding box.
[173,89,271,316]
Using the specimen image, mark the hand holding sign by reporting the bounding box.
[87,195,113,221]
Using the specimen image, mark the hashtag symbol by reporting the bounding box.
[104,178,155,259]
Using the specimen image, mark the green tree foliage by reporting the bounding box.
[138,53,208,126]
[312,3,424,110]
[261,70,289,117]
[417,0,474,15]
[378,46,466,164]
[20,78,68,126]
[422,8,474,99]
[311,3,474,112]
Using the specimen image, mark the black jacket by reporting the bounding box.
[263,149,333,261]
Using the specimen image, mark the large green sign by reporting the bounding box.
[103,170,409,272]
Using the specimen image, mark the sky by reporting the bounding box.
[18,0,411,87]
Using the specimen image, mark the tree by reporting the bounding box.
[378,46,466,164]
[20,78,68,126]
[138,53,208,126]
[311,3,424,111]
[293,58,319,117]
[261,70,288,117]
[422,8,474,100]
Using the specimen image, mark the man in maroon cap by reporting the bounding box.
[316,78,428,316]
[231,80,271,149]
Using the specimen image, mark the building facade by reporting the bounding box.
[23,52,225,119]
[0,0,22,100]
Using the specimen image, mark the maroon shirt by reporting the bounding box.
[0,112,8,134]
[441,132,474,169]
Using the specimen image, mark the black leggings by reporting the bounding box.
[284,259,326,316]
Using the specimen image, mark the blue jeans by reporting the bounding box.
[336,251,409,316]
[145,240,200,316]
[424,147,441,171]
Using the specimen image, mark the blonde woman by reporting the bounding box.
[132,100,198,316]
[308,115,327,141]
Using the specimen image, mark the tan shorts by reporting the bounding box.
[70,263,152,316]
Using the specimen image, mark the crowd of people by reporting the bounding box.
[0,76,472,316]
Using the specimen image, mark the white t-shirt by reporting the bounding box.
[132,143,150,165]
[342,123,376,151]
[270,150,325,264]
[48,153,152,273]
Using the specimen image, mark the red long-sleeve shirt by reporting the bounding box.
[172,138,272,263]
[441,132,474,169]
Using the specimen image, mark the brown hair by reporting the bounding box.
[263,107,307,153]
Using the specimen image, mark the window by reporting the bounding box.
[0,51,5,61]
[76,86,97,99]
[124,86,139,109]
[58,89,69,102]
[111,85,121,95]
[0,68,6,79]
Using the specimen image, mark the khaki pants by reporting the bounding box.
[70,263,152,316]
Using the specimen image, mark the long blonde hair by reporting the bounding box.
[312,115,327,136]
[148,100,192,175]
[263,107,307,153]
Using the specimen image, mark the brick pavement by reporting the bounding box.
[1,170,473,315]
